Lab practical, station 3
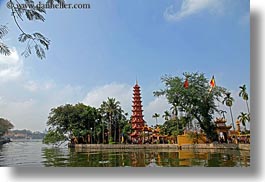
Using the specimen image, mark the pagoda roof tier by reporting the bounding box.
[131,120,145,123]
[132,104,142,106]
[131,122,145,125]
[132,113,144,116]
[214,118,228,123]
[132,104,143,107]
[132,116,144,120]
[132,99,142,102]
[130,131,140,137]
[132,98,142,100]
[132,126,144,130]
[132,110,144,113]
[132,106,143,109]
[133,100,142,105]
[132,107,143,110]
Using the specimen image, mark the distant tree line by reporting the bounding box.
[9,129,46,139]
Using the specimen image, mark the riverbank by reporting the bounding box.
[68,143,250,151]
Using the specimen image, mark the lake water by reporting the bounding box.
[0,140,250,167]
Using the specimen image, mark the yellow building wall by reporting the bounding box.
[177,134,206,146]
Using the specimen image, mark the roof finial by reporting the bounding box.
[136,76,138,85]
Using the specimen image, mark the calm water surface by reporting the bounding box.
[0,140,250,167]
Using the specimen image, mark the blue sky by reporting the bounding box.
[0,0,250,131]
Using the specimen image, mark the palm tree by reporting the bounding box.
[152,113,160,126]
[100,97,123,143]
[222,92,235,130]
[220,110,227,119]
[162,110,171,121]
[170,102,178,119]
[239,84,250,114]
[237,112,250,131]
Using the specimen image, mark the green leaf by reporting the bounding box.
[0,42,11,56]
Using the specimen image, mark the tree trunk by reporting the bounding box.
[114,122,117,143]
[246,100,250,114]
[102,123,105,144]
[230,107,235,130]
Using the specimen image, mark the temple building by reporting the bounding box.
[130,81,145,143]
[215,117,232,143]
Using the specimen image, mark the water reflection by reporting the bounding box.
[42,148,250,167]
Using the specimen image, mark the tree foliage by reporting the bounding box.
[42,130,67,147]
[0,118,14,137]
[154,72,227,141]
[237,112,250,131]
[0,25,11,56]
[99,97,127,143]
[43,99,129,145]
[44,103,101,145]
[152,113,160,126]
[222,92,235,130]
[0,0,65,59]
[239,84,250,115]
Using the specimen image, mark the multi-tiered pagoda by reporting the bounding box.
[130,81,145,144]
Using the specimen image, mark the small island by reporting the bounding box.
[42,73,250,152]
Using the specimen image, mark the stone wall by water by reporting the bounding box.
[68,143,250,151]
[68,143,179,149]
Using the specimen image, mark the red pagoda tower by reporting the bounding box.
[130,80,145,144]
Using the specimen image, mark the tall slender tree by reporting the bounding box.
[152,113,160,126]
[220,110,227,119]
[222,92,235,130]
[162,110,171,121]
[239,84,250,114]
[100,97,123,143]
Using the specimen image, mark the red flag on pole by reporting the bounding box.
[184,78,189,89]
[210,76,215,88]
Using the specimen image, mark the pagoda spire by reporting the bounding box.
[130,81,145,144]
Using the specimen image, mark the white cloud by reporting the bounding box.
[0,48,23,82]
[24,80,56,92]
[82,83,171,126]
[82,83,132,112]
[144,96,171,126]
[0,83,84,131]
[0,98,41,130]
[164,0,224,21]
